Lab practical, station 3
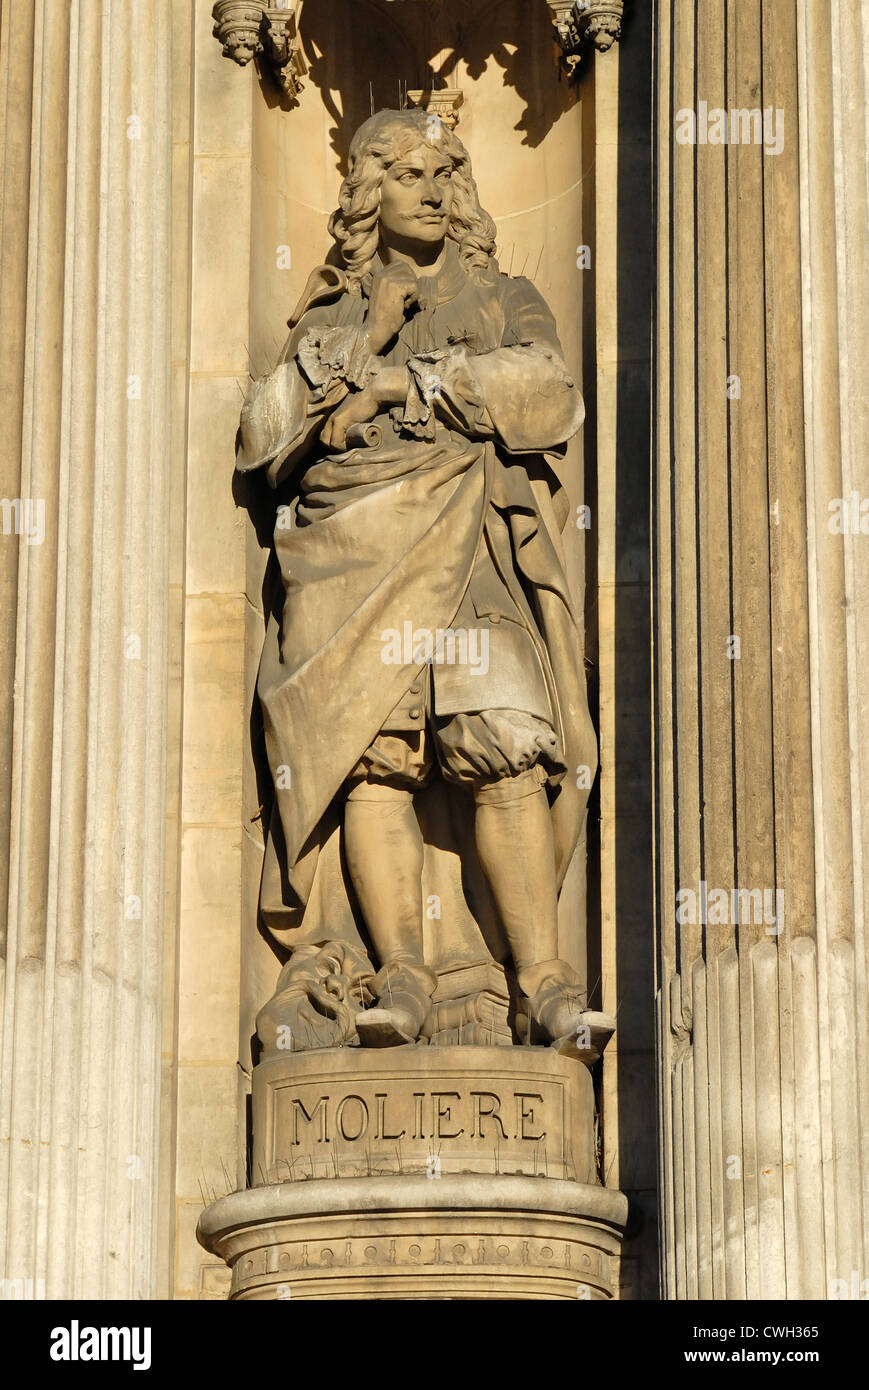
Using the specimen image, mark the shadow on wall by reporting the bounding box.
[256,0,577,170]
[615,0,656,1295]
[579,0,657,1298]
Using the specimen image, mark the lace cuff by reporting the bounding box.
[398,347,488,441]
[296,325,377,397]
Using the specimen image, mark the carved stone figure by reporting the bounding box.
[237,109,613,1061]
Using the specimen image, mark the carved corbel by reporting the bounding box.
[548,1,625,74]
[579,2,624,51]
[212,0,307,100]
[212,0,264,64]
[261,5,307,99]
[404,89,465,130]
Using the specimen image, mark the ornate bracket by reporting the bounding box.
[212,0,307,100]
[403,88,465,130]
[548,1,625,74]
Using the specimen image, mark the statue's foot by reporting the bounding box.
[551,1010,616,1065]
[354,962,436,1048]
[524,969,616,1064]
[354,1006,418,1048]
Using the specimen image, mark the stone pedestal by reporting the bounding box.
[198,1173,627,1300]
[253,1046,595,1185]
[199,1046,628,1298]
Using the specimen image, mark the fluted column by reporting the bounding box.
[795,0,869,1298]
[0,0,176,1298]
[654,0,869,1299]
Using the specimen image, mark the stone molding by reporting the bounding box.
[198,1174,629,1298]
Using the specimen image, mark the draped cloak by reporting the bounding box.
[236,246,597,972]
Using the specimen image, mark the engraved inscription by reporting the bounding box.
[282,1086,549,1147]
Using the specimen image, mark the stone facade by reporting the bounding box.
[0,0,865,1302]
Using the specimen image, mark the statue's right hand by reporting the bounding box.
[365,262,419,353]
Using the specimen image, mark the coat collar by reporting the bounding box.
[362,238,468,309]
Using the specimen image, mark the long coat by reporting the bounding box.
[237,243,597,969]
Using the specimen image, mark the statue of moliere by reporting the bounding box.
[237,109,614,1062]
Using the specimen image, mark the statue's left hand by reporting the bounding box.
[320,386,380,452]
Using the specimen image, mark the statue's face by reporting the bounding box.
[378,142,454,246]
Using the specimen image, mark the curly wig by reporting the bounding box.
[329,109,498,291]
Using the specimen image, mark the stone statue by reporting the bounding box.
[237,109,613,1063]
